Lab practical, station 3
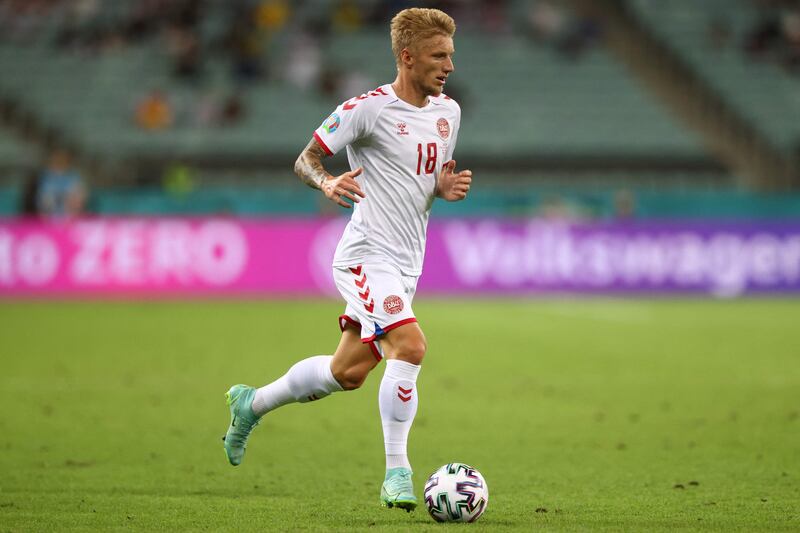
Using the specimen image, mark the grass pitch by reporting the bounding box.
[0,298,798,531]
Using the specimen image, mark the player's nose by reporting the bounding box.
[444,57,454,73]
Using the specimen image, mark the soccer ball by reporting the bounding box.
[423,463,489,522]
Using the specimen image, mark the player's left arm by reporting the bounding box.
[435,159,472,202]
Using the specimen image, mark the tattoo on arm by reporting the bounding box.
[294,138,330,190]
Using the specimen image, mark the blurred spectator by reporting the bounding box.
[0,0,60,44]
[523,1,603,59]
[537,194,589,221]
[53,0,99,49]
[135,89,174,131]
[169,0,203,29]
[744,4,800,73]
[333,0,363,33]
[165,23,203,81]
[319,66,378,104]
[525,1,566,44]
[744,13,783,57]
[319,66,340,100]
[191,91,247,128]
[192,91,222,127]
[365,0,417,28]
[123,0,164,43]
[19,169,41,218]
[68,0,100,28]
[162,160,195,197]
[286,32,322,91]
[478,0,510,35]
[222,5,267,82]
[36,148,88,219]
[613,189,637,220]
[782,7,800,72]
[336,69,375,102]
[219,93,246,126]
[558,16,604,60]
[255,0,290,32]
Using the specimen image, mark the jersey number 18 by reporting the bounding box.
[416,142,437,175]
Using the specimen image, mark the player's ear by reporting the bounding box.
[400,47,414,68]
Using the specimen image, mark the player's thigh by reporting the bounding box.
[381,321,427,365]
[331,328,380,390]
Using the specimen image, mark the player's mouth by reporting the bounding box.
[435,75,447,86]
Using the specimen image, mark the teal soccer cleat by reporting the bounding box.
[380,467,417,511]
[222,384,260,466]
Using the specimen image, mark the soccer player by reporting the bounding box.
[222,8,471,511]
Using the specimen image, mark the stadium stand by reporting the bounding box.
[0,127,37,215]
[628,0,800,152]
[0,0,797,219]
[0,0,707,163]
[330,30,706,158]
[0,127,36,169]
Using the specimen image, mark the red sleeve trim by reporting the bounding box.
[339,314,360,332]
[313,131,333,156]
[361,317,418,343]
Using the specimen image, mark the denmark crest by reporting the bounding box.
[436,117,450,140]
[383,295,404,315]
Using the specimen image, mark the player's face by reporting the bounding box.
[409,34,455,97]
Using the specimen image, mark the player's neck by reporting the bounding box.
[391,77,429,108]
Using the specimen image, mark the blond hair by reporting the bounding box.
[390,8,455,65]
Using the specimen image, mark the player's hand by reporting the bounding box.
[321,167,365,208]
[436,160,472,202]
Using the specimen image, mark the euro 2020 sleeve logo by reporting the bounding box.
[323,113,341,133]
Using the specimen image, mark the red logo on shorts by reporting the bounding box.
[383,295,404,315]
[436,118,450,140]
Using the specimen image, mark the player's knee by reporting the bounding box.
[395,338,427,365]
[332,365,370,391]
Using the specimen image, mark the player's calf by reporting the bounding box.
[223,356,344,466]
[331,361,374,390]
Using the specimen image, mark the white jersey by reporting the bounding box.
[313,84,461,276]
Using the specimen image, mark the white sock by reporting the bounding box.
[251,355,343,416]
[378,359,421,471]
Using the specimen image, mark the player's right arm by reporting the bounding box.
[294,137,365,209]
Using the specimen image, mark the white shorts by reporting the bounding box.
[333,262,419,360]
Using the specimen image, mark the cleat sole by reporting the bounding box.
[381,499,417,511]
